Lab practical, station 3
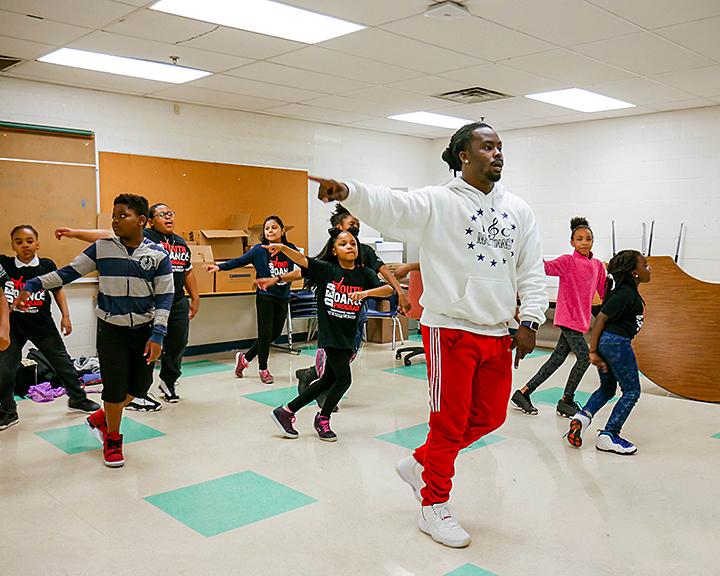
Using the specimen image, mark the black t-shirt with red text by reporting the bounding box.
[0,255,60,330]
[302,258,384,350]
[144,229,191,302]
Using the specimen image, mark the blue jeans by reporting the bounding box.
[583,332,640,436]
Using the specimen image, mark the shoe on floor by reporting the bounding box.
[86,409,108,445]
[159,380,179,403]
[296,366,318,394]
[234,352,249,378]
[125,394,162,412]
[596,430,637,455]
[314,412,337,442]
[103,432,125,467]
[396,455,424,502]
[259,369,274,385]
[0,412,19,431]
[271,406,298,438]
[566,410,591,448]
[557,396,583,418]
[511,389,538,415]
[68,397,101,413]
[419,502,471,548]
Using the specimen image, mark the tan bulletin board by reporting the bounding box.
[98,152,308,253]
[0,124,98,267]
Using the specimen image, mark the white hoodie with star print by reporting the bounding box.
[343,177,548,337]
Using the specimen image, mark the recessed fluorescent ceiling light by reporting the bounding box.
[389,112,474,129]
[38,48,210,83]
[525,88,635,113]
[150,0,364,44]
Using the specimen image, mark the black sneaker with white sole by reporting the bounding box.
[556,397,582,418]
[159,381,179,403]
[0,412,19,430]
[68,398,101,413]
[125,394,162,412]
[511,389,538,415]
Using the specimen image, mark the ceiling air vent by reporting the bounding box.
[433,87,513,104]
[0,56,23,72]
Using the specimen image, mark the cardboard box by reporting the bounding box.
[96,213,112,230]
[184,230,249,260]
[230,213,251,231]
[189,245,215,294]
[366,315,408,344]
[215,264,256,293]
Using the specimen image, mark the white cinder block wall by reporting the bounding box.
[431,105,720,284]
[1,77,436,357]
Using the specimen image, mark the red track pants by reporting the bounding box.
[414,325,513,505]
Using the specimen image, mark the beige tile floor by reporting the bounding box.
[1,342,719,576]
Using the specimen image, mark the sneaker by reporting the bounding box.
[103,432,125,467]
[259,369,274,385]
[86,409,108,445]
[314,412,337,442]
[419,502,471,548]
[270,406,298,438]
[557,397,583,418]
[234,352,249,378]
[125,394,162,412]
[511,389,538,415]
[0,412,19,431]
[396,455,424,502]
[68,397,101,413]
[596,431,637,455]
[566,411,591,448]
[159,381,179,403]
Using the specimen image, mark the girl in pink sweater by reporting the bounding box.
[511,217,606,418]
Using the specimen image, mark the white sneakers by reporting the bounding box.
[566,411,592,448]
[419,502,471,548]
[595,431,638,454]
[396,455,424,502]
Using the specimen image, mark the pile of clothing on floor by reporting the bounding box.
[14,351,103,403]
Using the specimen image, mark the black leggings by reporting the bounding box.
[245,294,289,370]
[288,347,352,417]
[525,326,590,398]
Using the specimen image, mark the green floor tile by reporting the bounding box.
[712,432,720,440]
[243,386,300,407]
[14,395,27,401]
[297,344,319,358]
[156,359,233,377]
[144,470,317,537]
[376,423,504,454]
[35,417,165,455]
[384,363,428,380]
[531,386,616,408]
[444,564,499,576]
[524,348,551,359]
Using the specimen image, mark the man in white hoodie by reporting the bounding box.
[311,122,548,548]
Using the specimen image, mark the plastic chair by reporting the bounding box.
[395,270,425,366]
[272,289,317,354]
[365,293,405,350]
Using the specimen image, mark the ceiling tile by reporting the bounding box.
[385,75,471,96]
[466,0,641,47]
[592,105,657,118]
[269,47,423,84]
[572,33,714,76]
[299,95,406,117]
[6,60,174,95]
[187,74,325,103]
[546,112,604,124]
[586,0,720,30]
[0,35,55,60]
[349,117,440,137]
[655,17,720,63]
[648,98,717,112]
[317,28,484,75]
[504,50,636,86]
[263,103,372,125]
[224,61,371,95]
[439,63,566,97]
[151,85,286,110]
[585,77,697,106]
[502,118,555,130]
[381,14,554,62]
[272,0,427,27]
[3,0,136,29]
[650,66,720,98]
[67,31,253,73]
[0,9,91,45]
[338,86,454,111]
[429,101,532,125]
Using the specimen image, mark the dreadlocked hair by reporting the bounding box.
[603,249,643,306]
[441,121,493,175]
[304,226,362,289]
[570,216,592,241]
[260,214,291,246]
[329,204,352,228]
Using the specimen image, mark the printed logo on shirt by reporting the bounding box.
[139,255,154,271]
[465,209,517,267]
[269,256,290,284]
[324,278,362,320]
[158,240,190,274]
[636,314,644,332]
[3,277,45,313]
